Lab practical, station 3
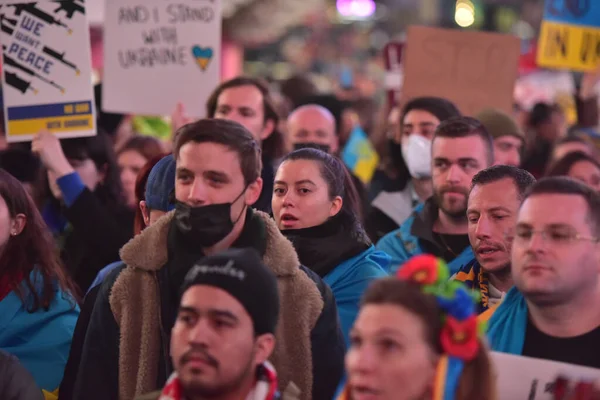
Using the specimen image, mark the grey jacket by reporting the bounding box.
[0,350,43,400]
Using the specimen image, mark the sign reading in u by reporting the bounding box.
[537,0,600,71]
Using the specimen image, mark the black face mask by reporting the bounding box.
[293,142,331,154]
[174,189,246,248]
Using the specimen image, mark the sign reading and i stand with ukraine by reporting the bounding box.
[0,0,95,142]
[537,0,600,72]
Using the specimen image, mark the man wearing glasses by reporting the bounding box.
[483,176,600,369]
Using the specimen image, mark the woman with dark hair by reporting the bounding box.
[0,169,79,397]
[117,135,164,210]
[31,131,134,293]
[546,151,600,192]
[366,97,461,242]
[272,148,390,345]
[338,255,496,400]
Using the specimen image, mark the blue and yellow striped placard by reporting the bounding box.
[7,101,94,136]
[537,0,600,71]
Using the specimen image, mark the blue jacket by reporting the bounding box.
[376,201,474,275]
[481,287,528,355]
[323,246,390,347]
[0,273,80,392]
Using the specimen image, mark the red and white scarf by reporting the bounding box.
[158,361,279,400]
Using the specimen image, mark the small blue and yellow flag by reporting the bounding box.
[341,125,379,185]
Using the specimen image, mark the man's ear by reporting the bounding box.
[245,178,264,206]
[331,135,340,155]
[259,119,275,141]
[253,333,276,365]
[139,200,150,226]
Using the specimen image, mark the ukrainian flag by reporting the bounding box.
[341,125,379,185]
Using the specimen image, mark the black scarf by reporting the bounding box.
[282,213,370,278]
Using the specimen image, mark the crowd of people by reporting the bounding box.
[1,71,600,400]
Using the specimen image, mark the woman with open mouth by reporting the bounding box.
[271,148,390,346]
[339,255,496,400]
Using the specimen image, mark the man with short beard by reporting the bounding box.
[454,165,536,313]
[136,248,281,400]
[377,117,493,275]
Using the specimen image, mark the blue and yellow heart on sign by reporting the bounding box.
[191,46,213,71]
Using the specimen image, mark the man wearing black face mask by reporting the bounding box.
[287,105,339,154]
[74,119,345,400]
[287,104,368,222]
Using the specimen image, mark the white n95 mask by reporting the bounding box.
[401,135,432,179]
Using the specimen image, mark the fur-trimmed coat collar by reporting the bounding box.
[110,210,323,400]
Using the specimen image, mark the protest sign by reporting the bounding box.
[102,0,221,117]
[0,0,95,142]
[402,26,520,116]
[537,0,600,72]
[492,351,600,400]
[383,41,403,107]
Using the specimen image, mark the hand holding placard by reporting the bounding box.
[31,130,75,178]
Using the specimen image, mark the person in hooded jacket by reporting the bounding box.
[366,97,461,242]
[272,148,390,345]
[31,131,133,294]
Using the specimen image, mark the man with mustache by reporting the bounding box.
[377,116,493,275]
[136,248,281,400]
[454,165,536,313]
[482,177,600,369]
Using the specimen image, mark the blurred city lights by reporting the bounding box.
[336,0,376,19]
[455,0,475,28]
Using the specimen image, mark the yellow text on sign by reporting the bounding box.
[537,21,600,72]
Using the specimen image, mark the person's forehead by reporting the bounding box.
[178,142,242,173]
[291,111,335,131]
[495,136,522,145]
[278,159,321,179]
[468,179,519,209]
[518,194,588,225]
[403,109,438,124]
[217,85,263,107]
[432,135,487,159]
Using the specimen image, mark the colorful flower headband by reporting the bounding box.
[397,254,486,400]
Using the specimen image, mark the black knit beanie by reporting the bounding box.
[180,248,280,335]
[401,97,461,123]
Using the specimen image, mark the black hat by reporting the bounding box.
[180,248,280,335]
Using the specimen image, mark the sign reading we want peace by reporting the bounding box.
[0,0,96,142]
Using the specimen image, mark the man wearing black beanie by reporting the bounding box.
[136,248,282,400]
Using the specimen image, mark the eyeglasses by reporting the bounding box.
[509,228,599,246]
